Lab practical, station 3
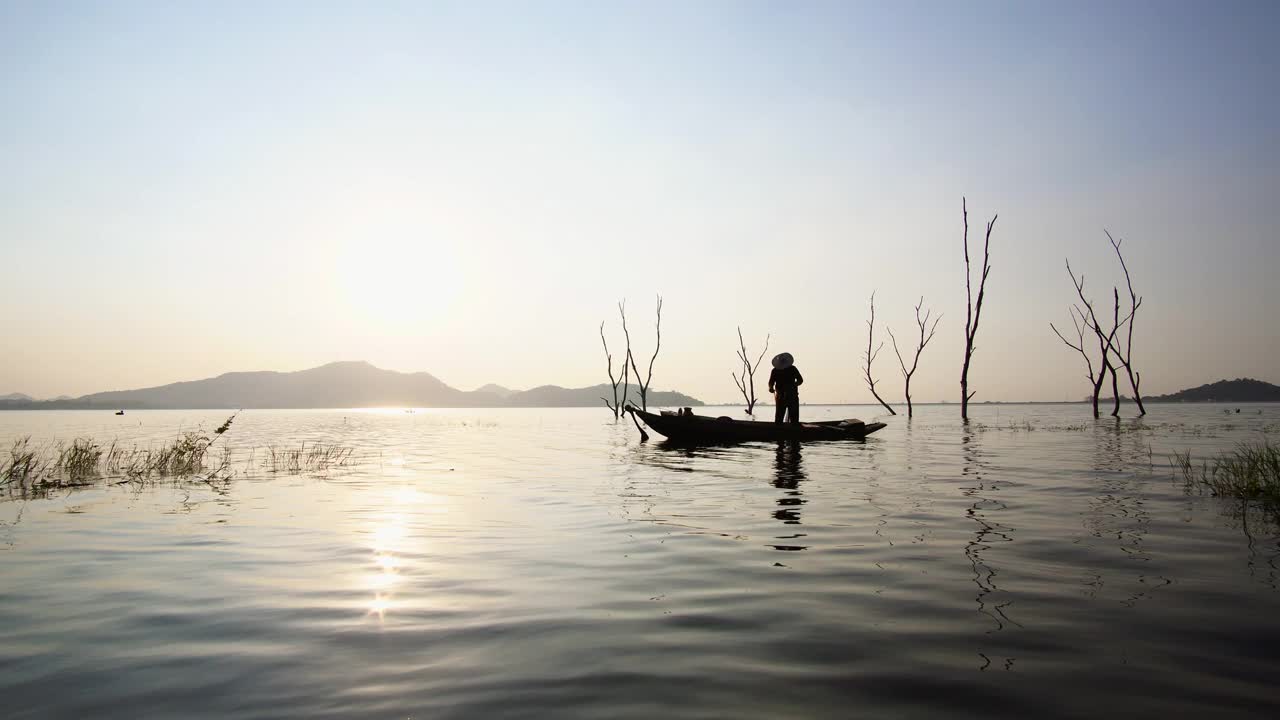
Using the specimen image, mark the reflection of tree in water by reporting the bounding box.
[771,440,808,551]
[1083,419,1173,605]
[960,429,1020,633]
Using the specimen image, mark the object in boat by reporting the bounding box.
[627,406,885,444]
[115,410,125,416]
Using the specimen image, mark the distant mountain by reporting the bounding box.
[1147,378,1280,403]
[0,362,704,410]
[475,383,517,398]
[1,393,33,402]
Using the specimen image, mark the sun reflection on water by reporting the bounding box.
[362,487,444,620]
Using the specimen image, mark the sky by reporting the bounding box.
[2,0,1278,404]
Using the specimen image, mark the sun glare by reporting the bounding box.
[336,240,464,329]
[362,487,445,621]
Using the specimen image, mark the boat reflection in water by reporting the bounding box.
[770,440,809,551]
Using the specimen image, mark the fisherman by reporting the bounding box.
[768,352,804,424]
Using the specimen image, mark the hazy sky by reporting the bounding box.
[2,1,1277,403]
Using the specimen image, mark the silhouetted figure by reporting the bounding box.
[768,352,803,424]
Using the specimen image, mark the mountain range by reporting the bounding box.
[0,361,702,410]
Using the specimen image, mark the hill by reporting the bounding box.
[1,393,33,402]
[1147,378,1280,403]
[474,383,517,398]
[0,362,703,410]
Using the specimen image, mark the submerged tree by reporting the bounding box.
[599,320,619,418]
[863,292,896,415]
[1050,304,1104,418]
[887,297,941,418]
[599,301,634,419]
[732,326,770,415]
[626,295,663,412]
[1106,231,1146,416]
[598,321,624,419]
[1053,260,1131,418]
[617,301,631,412]
[960,198,997,421]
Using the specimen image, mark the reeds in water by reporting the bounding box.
[57,439,105,480]
[2,414,364,498]
[3,437,48,483]
[2,415,238,491]
[1173,441,1280,502]
[265,443,355,473]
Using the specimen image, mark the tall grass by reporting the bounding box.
[2,415,240,491]
[3,415,360,497]
[57,439,105,480]
[265,443,355,473]
[103,431,213,478]
[3,437,47,483]
[1173,441,1280,502]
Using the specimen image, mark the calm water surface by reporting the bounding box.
[2,405,1279,718]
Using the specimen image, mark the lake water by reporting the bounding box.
[2,405,1279,719]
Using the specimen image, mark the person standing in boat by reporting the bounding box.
[768,352,804,424]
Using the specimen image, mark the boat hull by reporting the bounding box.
[629,408,886,444]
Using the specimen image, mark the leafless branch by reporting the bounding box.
[1106,230,1145,415]
[961,198,996,420]
[1050,305,1097,389]
[1061,260,1132,417]
[618,300,631,410]
[889,296,941,417]
[600,320,621,418]
[626,295,663,411]
[863,291,896,415]
[732,327,770,415]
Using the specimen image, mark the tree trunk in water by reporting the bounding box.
[1090,373,1104,419]
[1108,362,1121,417]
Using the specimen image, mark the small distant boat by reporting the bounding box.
[628,407,886,444]
[115,410,125,416]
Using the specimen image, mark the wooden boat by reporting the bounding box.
[627,406,886,444]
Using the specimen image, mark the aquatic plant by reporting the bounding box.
[1173,442,1280,502]
[265,443,356,473]
[2,437,48,483]
[3,415,238,488]
[56,439,104,479]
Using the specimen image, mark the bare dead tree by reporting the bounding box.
[627,295,663,411]
[1059,261,1133,418]
[731,327,770,415]
[1106,231,1146,416]
[1050,305,1103,417]
[863,292,897,415]
[617,301,632,408]
[887,297,941,418]
[617,300,649,440]
[961,198,996,421]
[1106,288,1122,417]
[599,319,619,415]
